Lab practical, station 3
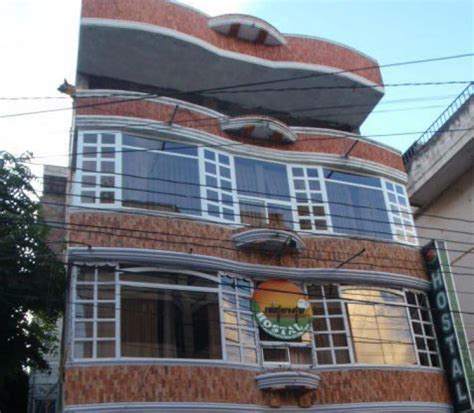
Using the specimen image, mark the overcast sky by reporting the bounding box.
[0,0,472,177]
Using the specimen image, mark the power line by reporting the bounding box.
[4,265,474,317]
[29,193,474,251]
[0,79,470,120]
[0,93,459,104]
[204,80,472,95]
[2,214,473,277]
[32,174,474,239]
[27,158,474,226]
[7,190,474,258]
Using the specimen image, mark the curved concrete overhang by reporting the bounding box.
[75,114,408,184]
[77,17,384,130]
[209,14,286,46]
[231,229,305,253]
[220,116,297,144]
[255,371,321,391]
[67,247,430,291]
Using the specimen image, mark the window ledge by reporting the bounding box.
[231,228,305,253]
[256,371,320,391]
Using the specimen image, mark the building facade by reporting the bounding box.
[60,1,453,411]
[404,82,474,403]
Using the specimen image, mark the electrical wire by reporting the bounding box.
[2,214,473,277]
[31,174,474,239]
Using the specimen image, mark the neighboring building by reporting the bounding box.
[57,0,454,411]
[28,166,69,413]
[404,82,474,397]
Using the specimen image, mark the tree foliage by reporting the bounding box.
[0,151,65,405]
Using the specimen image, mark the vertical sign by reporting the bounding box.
[424,240,473,412]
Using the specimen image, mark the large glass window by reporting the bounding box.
[120,269,221,359]
[121,287,221,359]
[73,266,222,360]
[74,131,418,245]
[341,288,417,365]
[122,135,201,215]
[72,267,440,368]
[235,158,293,229]
[325,169,392,240]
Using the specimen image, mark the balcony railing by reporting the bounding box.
[403,82,473,166]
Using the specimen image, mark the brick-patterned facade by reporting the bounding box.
[69,212,426,279]
[65,365,450,407]
[62,1,453,411]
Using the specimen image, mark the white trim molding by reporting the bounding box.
[64,401,453,412]
[67,247,431,291]
[231,229,305,253]
[255,371,320,390]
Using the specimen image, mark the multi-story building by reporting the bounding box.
[59,1,454,411]
[404,82,474,403]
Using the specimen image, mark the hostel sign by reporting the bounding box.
[424,241,473,412]
[251,280,311,340]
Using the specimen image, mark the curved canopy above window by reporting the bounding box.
[231,228,305,253]
[209,14,287,46]
[221,116,297,144]
[256,372,321,391]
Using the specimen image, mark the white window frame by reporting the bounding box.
[73,130,418,246]
[289,165,332,233]
[72,265,224,362]
[219,273,258,364]
[74,131,122,208]
[72,264,119,360]
[382,179,418,245]
[405,290,442,367]
[308,284,354,366]
[199,148,240,223]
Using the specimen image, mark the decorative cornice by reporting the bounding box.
[74,115,408,183]
[64,401,453,412]
[65,358,444,375]
[67,247,430,291]
[255,371,320,391]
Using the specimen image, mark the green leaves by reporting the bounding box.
[0,151,66,387]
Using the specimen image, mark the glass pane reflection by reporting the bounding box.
[341,289,416,365]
